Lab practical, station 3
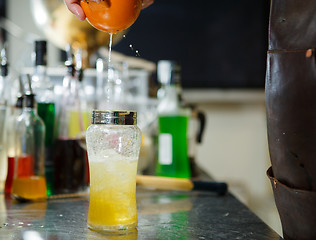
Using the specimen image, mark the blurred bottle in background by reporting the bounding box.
[155,60,191,179]
[11,80,47,201]
[67,48,91,139]
[4,76,24,195]
[31,40,56,196]
[96,58,130,111]
[54,45,88,194]
[0,47,8,192]
[0,44,24,194]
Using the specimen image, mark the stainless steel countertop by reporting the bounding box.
[0,187,281,240]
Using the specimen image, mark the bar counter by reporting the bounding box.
[0,186,281,240]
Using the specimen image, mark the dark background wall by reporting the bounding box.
[0,0,6,43]
[113,0,269,89]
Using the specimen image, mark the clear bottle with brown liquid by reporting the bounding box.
[54,46,88,194]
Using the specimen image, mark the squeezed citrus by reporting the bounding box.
[80,0,142,33]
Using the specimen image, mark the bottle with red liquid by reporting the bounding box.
[11,87,47,201]
[0,47,8,193]
[54,46,88,194]
[0,46,19,194]
[4,92,23,195]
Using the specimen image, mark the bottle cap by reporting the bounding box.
[65,44,75,76]
[35,40,47,66]
[24,94,36,108]
[15,95,24,109]
[66,63,75,76]
[92,110,137,125]
[1,46,8,77]
[1,65,8,77]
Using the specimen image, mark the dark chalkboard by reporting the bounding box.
[0,0,6,43]
[113,0,269,89]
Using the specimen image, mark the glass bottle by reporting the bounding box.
[96,59,129,111]
[1,45,16,108]
[11,92,47,201]
[31,40,56,196]
[54,47,87,194]
[0,49,7,192]
[155,60,191,179]
[4,77,24,194]
[75,48,92,186]
[1,46,24,194]
[86,110,141,232]
[67,48,91,139]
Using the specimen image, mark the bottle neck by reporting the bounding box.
[165,84,179,99]
[32,65,54,103]
[1,64,8,77]
[23,94,37,111]
[33,65,47,80]
[32,65,50,89]
[62,65,75,90]
[158,85,180,115]
[0,75,5,97]
[35,42,47,66]
[22,106,37,116]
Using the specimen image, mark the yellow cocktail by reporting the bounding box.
[85,110,141,233]
[87,150,138,232]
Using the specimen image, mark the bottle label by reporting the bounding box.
[158,133,172,165]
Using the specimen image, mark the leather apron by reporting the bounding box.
[266,0,316,239]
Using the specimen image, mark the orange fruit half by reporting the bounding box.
[80,0,142,33]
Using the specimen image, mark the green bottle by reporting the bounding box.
[31,40,56,196]
[155,61,191,179]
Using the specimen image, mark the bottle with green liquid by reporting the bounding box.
[31,40,56,196]
[155,61,191,179]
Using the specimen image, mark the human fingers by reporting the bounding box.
[64,0,86,21]
[142,0,154,9]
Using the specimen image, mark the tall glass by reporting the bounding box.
[85,110,141,232]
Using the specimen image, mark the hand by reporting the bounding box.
[142,0,154,9]
[64,0,86,21]
[64,0,154,21]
